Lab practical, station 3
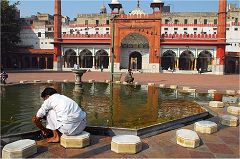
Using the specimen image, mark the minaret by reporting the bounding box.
[53,0,62,70]
[216,0,226,74]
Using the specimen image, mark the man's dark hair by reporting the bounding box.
[41,87,57,98]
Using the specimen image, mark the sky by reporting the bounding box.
[10,0,239,20]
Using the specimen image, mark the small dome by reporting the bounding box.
[129,6,145,15]
[119,8,125,14]
[100,5,107,14]
[153,0,162,2]
[111,0,120,4]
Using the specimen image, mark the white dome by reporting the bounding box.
[130,7,146,15]
[153,0,162,2]
[111,0,120,4]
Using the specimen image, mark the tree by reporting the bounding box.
[1,0,21,54]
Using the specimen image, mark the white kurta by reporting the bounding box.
[36,94,87,135]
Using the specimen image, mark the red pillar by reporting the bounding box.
[53,0,62,70]
[217,0,226,65]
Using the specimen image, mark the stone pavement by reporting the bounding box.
[4,71,240,158]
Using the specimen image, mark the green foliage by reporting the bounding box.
[1,0,21,52]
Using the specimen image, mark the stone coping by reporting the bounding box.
[176,129,199,140]
[195,120,217,128]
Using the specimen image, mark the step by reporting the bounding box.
[60,131,90,148]
[111,135,142,154]
[2,139,37,158]
[194,121,218,134]
[227,106,240,115]
[221,115,239,127]
[209,101,224,108]
[176,129,200,148]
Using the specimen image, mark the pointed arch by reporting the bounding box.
[129,51,142,70]
[79,49,93,68]
[179,50,194,70]
[161,50,176,70]
[197,51,212,72]
[64,49,77,68]
[95,49,109,69]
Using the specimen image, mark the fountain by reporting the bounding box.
[72,65,87,93]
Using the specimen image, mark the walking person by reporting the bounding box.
[32,87,87,143]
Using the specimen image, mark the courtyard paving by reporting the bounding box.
[3,71,240,158]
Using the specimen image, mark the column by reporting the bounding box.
[45,57,48,69]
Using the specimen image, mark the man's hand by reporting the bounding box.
[32,115,41,124]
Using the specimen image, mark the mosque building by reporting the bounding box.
[2,0,240,74]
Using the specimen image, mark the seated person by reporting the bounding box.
[124,69,134,83]
[32,87,87,143]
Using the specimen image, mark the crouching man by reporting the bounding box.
[32,87,87,143]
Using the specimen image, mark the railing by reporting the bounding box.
[62,33,111,39]
[161,33,217,39]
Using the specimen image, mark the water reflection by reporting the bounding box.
[1,83,212,135]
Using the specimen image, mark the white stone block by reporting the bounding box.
[134,82,138,85]
[111,135,142,154]
[47,80,54,83]
[209,101,224,108]
[222,96,238,104]
[226,90,236,95]
[123,82,128,85]
[148,83,155,86]
[115,81,121,84]
[63,80,69,83]
[105,80,110,83]
[227,106,240,115]
[208,89,216,94]
[170,85,178,89]
[88,79,95,83]
[33,80,41,83]
[2,139,37,158]
[221,115,239,127]
[187,89,196,93]
[182,87,190,91]
[194,121,218,134]
[176,129,200,148]
[19,80,27,84]
[60,131,90,148]
[159,84,165,88]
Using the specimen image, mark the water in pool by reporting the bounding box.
[1,82,212,136]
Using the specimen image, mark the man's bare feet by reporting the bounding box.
[47,136,60,143]
[47,130,60,143]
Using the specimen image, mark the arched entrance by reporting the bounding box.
[129,51,142,70]
[161,50,176,70]
[197,51,212,72]
[80,49,93,68]
[64,49,77,68]
[120,33,149,69]
[179,50,194,70]
[95,49,109,69]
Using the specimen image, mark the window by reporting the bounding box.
[165,19,169,24]
[106,28,110,30]
[38,32,41,37]
[214,19,217,24]
[96,31,99,34]
[213,28,217,30]
[184,28,187,30]
[184,19,188,24]
[164,28,168,30]
[235,18,238,24]
[226,28,229,31]
[184,32,188,34]
[214,32,216,34]
[194,32,196,34]
[106,20,109,25]
[174,31,177,34]
[45,42,47,44]
[95,28,99,30]
[106,32,109,34]
[85,32,88,34]
[204,19,207,24]
[174,19,179,24]
[234,28,238,31]
[48,28,51,31]
[194,19,197,24]
[96,20,99,25]
[36,42,38,44]
[174,28,178,30]
[41,42,43,44]
[165,32,167,34]
[193,28,197,30]
[85,20,88,25]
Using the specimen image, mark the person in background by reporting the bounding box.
[32,87,87,143]
[124,69,134,84]
[0,70,8,84]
